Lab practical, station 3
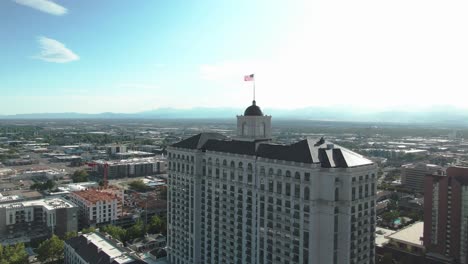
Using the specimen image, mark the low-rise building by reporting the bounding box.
[3,159,38,166]
[386,221,425,254]
[376,223,430,264]
[53,155,82,163]
[127,234,166,253]
[0,168,16,179]
[91,157,167,179]
[15,168,64,180]
[64,232,147,264]
[0,197,78,244]
[107,144,128,155]
[0,194,22,204]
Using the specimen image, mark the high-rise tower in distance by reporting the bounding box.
[167,100,377,264]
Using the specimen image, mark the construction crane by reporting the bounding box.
[87,162,109,188]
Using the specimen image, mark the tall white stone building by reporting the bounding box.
[167,101,377,264]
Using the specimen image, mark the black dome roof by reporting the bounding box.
[244,100,263,116]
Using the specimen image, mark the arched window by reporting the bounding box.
[277,169,283,177]
[261,122,266,137]
[268,168,274,176]
[230,161,235,168]
[286,171,291,178]
[215,158,220,166]
[222,159,227,166]
[335,188,339,201]
[238,162,243,169]
[247,163,253,171]
[295,172,301,180]
[242,122,248,136]
[304,187,310,200]
[260,166,265,175]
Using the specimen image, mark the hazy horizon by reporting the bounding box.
[1,0,467,115]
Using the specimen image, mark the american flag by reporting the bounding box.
[244,74,254,81]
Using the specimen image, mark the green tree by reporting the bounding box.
[128,180,149,192]
[36,235,64,263]
[30,180,56,191]
[101,225,127,242]
[72,170,89,183]
[407,211,422,221]
[382,210,400,223]
[0,243,29,264]
[148,215,164,234]
[81,227,96,234]
[44,180,55,190]
[63,231,78,241]
[127,220,145,240]
[389,193,399,202]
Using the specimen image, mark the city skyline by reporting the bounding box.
[1,0,468,115]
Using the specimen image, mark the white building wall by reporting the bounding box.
[167,147,377,264]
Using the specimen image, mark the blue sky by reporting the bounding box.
[1,0,468,114]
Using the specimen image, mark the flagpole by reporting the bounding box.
[253,79,256,101]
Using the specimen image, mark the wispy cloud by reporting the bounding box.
[13,0,67,16]
[33,36,79,63]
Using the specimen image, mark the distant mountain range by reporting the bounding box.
[1,106,468,126]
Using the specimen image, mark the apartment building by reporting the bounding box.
[424,166,468,263]
[0,197,78,244]
[167,100,378,264]
[68,188,122,227]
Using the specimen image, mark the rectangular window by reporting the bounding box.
[303,231,309,248]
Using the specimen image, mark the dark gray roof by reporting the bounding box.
[244,100,263,116]
[203,139,256,156]
[171,134,373,168]
[66,236,147,264]
[171,132,226,149]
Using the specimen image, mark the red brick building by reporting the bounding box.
[424,167,468,264]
